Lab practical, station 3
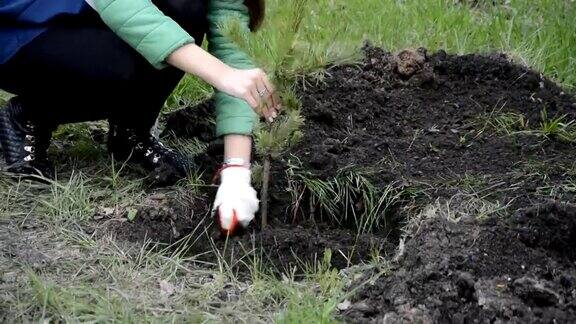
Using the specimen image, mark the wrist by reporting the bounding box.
[224,135,252,163]
[205,64,235,90]
[221,166,251,185]
[167,44,233,89]
[213,160,251,185]
[224,157,250,168]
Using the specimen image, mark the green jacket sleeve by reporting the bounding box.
[94,0,195,69]
[207,0,259,137]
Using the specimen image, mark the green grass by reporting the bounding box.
[0,142,352,322]
[39,173,95,223]
[288,166,406,234]
[167,0,576,110]
[539,110,576,142]
[2,0,576,322]
[484,108,576,143]
[212,0,576,92]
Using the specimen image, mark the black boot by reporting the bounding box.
[0,99,55,179]
[108,124,192,185]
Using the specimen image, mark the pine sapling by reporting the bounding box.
[255,109,303,227]
[220,0,310,227]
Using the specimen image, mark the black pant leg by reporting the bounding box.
[0,1,210,131]
[152,0,209,43]
[0,25,183,130]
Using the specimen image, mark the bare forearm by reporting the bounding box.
[169,45,253,163]
[166,44,280,122]
[224,135,252,164]
[166,43,231,87]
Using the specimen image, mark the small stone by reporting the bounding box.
[352,301,374,314]
[100,207,115,216]
[337,299,351,311]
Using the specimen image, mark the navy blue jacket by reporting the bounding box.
[0,0,89,63]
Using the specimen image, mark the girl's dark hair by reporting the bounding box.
[244,0,265,31]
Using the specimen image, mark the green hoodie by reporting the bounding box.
[94,0,258,137]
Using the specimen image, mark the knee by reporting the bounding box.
[160,0,197,15]
[103,46,170,84]
[78,31,147,83]
[153,0,208,39]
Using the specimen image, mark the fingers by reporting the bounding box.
[242,89,259,110]
[258,74,284,122]
[255,86,273,122]
[235,206,255,228]
[242,70,265,116]
[237,69,282,122]
[217,203,237,231]
[263,74,283,113]
[252,70,273,122]
[217,200,255,232]
[261,74,277,109]
[259,75,275,116]
[214,184,258,235]
[256,79,275,123]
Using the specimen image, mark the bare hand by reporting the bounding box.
[215,68,281,122]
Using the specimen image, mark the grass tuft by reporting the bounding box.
[38,172,94,223]
[486,108,576,143]
[289,167,406,234]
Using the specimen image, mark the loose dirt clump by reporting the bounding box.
[343,201,576,323]
[392,48,428,78]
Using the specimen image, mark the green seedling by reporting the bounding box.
[222,0,310,228]
[255,110,304,227]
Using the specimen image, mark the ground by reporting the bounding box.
[1,0,576,323]
[344,202,576,323]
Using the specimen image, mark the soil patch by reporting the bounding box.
[291,46,576,209]
[343,201,576,323]
[157,45,576,320]
[100,190,393,273]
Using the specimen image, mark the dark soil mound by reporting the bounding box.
[292,46,576,210]
[296,46,575,174]
[294,48,576,216]
[343,201,576,323]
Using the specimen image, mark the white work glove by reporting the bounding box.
[212,166,259,235]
